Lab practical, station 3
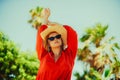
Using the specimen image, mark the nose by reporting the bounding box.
[54,38,58,41]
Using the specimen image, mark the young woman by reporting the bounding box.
[36,8,78,80]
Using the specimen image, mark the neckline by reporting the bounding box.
[48,52,63,63]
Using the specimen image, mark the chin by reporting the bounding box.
[52,45,61,48]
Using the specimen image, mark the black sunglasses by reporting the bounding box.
[48,34,61,41]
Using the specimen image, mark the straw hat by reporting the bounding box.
[40,23,67,50]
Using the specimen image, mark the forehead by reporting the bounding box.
[48,32,59,37]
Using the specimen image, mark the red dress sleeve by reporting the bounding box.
[64,25,78,60]
[36,25,48,60]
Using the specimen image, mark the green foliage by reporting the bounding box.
[74,72,81,80]
[74,68,102,80]
[104,69,110,77]
[0,32,39,80]
[76,24,120,80]
[80,23,108,47]
[80,34,90,42]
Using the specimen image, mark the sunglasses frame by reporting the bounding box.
[48,34,61,41]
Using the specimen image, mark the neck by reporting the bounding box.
[51,47,61,61]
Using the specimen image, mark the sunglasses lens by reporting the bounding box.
[48,37,55,41]
[48,34,61,41]
[56,35,61,39]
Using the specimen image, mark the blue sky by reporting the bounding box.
[0,0,120,79]
[0,0,120,51]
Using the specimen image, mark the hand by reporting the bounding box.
[41,8,50,23]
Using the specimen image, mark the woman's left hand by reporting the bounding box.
[41,8,50,24]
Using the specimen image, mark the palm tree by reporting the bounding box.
[76,23,120,80]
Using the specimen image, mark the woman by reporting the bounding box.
[36,8,78,80]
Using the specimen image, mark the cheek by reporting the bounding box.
[49,41,55,47]
[58,39,62,45]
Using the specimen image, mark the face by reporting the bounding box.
[47,32,62,48]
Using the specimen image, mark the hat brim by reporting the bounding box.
[40,24,67,50]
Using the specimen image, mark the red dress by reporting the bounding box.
[36,25,78,80]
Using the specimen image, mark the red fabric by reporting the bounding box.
[36,25,78,80]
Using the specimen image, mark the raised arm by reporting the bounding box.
[36,25,47,60]
[64,25,78,60]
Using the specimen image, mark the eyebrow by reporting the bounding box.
[48,34,59,37]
